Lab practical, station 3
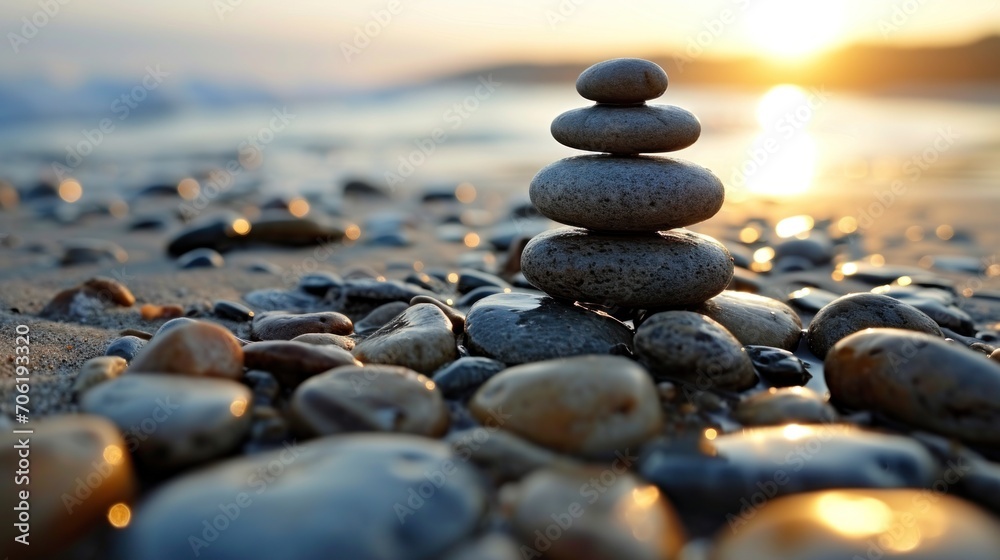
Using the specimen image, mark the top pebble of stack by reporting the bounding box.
[576,57,668,104]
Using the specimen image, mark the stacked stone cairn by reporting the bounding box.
[521,57,734,310]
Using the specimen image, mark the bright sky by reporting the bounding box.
[2,0,999,90]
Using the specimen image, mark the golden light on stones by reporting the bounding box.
[455,182,477,203]
[288,197,310,218]
[463,232,481,248]
[103,444,124,466]
[775,215,814,238]
[935,224,954,241]
[177,178,200,200]
[58,179,83,203]
[447,272,459,284]
[840,262,859,276]
[704,428,718,440]
[751,247,775,272]
[739,227,761,243]
[814,493,893,538]
[230,398,248,417]
[231,218,252,236]
[781,423,811,441]
[345,224,362,241]
[896,275,913,287]
[107,503,132,529]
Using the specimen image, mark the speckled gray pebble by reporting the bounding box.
[692,290,802,351]
[352,303,458,374]
[575,57,668,104]
[529,155,725,232]
[635,310,757,390]
[806,292,943,358]
[551,104,700,154]
[521,227,734,308]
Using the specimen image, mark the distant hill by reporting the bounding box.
[435,35,1000,92]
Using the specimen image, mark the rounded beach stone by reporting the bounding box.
[470,355,662,457]
[521,227,734,308]
[711,489,1000,560]
[432,357,506,400]
[243,340,360,388]
[290,365,449,438]
[634,310,757,390]
[74,355,128,394]
[1,415,135,557]
[114,435,485,560]
[825,328,1000,446]
[806,292,943,358]
[507,467,684,560]
[352,303,458,374]
[129,321,244,380]
[734,387,837,426]
[251,311,353,341]
[529,155,724,232]
[463,292,633,365]
[692,290,802,351]
[80,374,252,470]
[551,104,700,154]
[576,57,668,104]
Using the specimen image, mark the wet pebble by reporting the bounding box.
[826,328,1000,446]
[290,332,355,351]
[807,292,943,358]
[80,374,252,470]
[635,310,757,390]
[745,345,811,387]
[353,303,458,374]
[290,365,449,437]
[296,271,343,297]
[59,239,128,266]
[353,301,410,336]
[692,290,802,350]
[251,311,353,340]
[411,295,466,334]
[212,299,254,321]
[786,286,839,314]
[105,335,146,363]
[734,387,837,426]
[177,247,224,269]
[432,357,506,400]
[457,269,510,294]
[115,435,485,560]
[130,321,244,379]
[456,285,507,309]
[470,355,662,457]
[243,340,359,389]
[773,235,833,265]
[464,292,633,365]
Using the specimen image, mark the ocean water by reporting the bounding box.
[2,82,998,229]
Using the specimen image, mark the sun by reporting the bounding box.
[745,0,848,60]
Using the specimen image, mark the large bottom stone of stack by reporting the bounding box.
[521,227,734,308]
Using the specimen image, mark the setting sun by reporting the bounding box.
[746,0,848,60]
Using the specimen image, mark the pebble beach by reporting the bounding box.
[3,57,1000,559]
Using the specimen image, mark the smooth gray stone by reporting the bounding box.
[105,335,146,362]
[464,292,633,365]
[576,57,668,104]
[806,292,943,358]
[521,227,734,308]
[529,155,724,232]
[551,104,700,154]
[113,435,485,560]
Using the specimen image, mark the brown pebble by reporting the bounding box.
[243,340,360,388]
[140,303,185,321]
[40,276,135,318]
[129,321,244,379]
[251,311,353,340]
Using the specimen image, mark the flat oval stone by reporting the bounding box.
[464,292,633,365]
[551,104,700,154]
[826,328,1000,445]
[635,310,757,390]
[80,374,252,470]
[521,227,734,308]
[114,434,486,560]
[734,387,837,426]
[711,489,1000,559]
[243,340,360,388]
[1,415,135,556]
[290,365,449,437]
[411,295,466,335]
[576,57,668,104]
[470,355,662,457]
[529,155,724,232]
[353,304,458,374]
[692,290,803,351]
[640,425,938,529]
[806,293,943,358]
[129,321,244,380]
[507,467,684,560]
[251,311,353,340]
